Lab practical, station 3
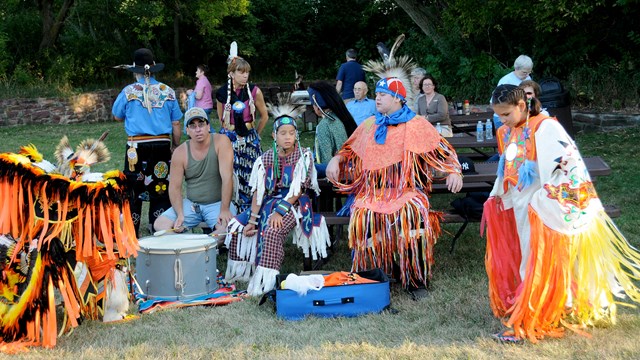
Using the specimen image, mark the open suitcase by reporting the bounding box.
[263,268,390,320]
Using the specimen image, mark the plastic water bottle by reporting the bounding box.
[476,121,484,142]
[485,119,493,140]
[436,122,442,134]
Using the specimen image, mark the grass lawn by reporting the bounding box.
[1,121,639,359]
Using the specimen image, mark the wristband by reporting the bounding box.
[273,206,288,217]
[278,200,292,212]
[248,219,259,225]
[250,212,261,219]
[274,200,291,216]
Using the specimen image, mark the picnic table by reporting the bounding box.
[449,111,494,135]
[446,133,497,160]
[317,156,611,197]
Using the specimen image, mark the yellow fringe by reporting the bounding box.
[504,208,640,343]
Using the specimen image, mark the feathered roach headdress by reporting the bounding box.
[363,34,417,109]
[55,132,110,179]
[267,94,303,179]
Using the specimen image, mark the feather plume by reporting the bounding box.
[227,41,238,64]
[267,93,303,120]
[18,144,56,172]
[112,64,134,70]
[19,144,43,162]
[54,136,75,176]
[74,132,111,169]
[388,34,405,63]
[376,42,390,66]
[363,34,417,110]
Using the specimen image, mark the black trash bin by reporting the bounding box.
[538,78,574,137]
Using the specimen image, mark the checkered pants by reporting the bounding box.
[228,210,297,270]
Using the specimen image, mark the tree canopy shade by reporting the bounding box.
[0,0,638,108]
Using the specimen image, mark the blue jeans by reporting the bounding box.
[159,199,237,229]
[203,108,216,133]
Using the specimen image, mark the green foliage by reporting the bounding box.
[194,0,250,36]
[0,0,638,110]
[0,32,10,77]
[117,0,169,44]
[568,60,640,110]
[12,62,41,86]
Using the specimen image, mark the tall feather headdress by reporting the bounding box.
[267,93,303,132]
[363,34,418,110]
[227,41,238,64]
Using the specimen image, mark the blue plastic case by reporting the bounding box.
[270,268,390,321]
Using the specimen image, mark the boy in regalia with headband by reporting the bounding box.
[224,103,330,296]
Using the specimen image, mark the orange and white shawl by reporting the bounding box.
[483,117,640,343]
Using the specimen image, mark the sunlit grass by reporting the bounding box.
[1,123,639,359]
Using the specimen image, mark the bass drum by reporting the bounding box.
[136,234,218,300]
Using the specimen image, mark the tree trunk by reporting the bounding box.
[174,13,180,64]
[393,0,441,45]
[38,0,75,52]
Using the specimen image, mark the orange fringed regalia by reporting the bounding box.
[0,150,138,352]
[483,116,640,343]
[330,115,461,288]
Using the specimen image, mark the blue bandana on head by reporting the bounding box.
[375,78,406,100]
[307,87,326,108]
[373,77,413,144]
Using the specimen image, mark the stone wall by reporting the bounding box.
[2,89,638,131]
[0,90,120,126]
[0,84,293,127]
[573,111,640,133]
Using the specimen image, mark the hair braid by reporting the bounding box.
[492,84,541,117]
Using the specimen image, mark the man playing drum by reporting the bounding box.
[154,107,236,234]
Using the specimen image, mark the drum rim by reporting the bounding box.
[138,234,218,254]
[139,246,218,255]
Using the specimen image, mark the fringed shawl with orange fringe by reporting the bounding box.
[483,118,640,343]
[330,115,461,288]
[0,153,138,352]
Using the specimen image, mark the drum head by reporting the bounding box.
[139,234,216,253]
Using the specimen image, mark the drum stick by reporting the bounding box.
[153,226,187,236]
[127,258,145,295]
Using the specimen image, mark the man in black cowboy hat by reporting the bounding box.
[112,48,183,236]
